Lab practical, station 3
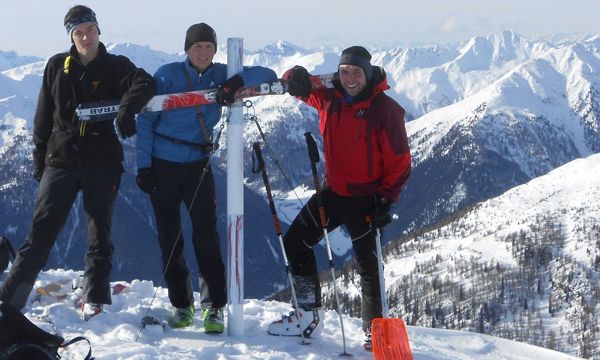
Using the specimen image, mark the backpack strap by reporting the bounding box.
[181,62,214,149]
[63,55,71,75]
[60,336,93,360]
[154,132,213,152]
[1,342,58,360]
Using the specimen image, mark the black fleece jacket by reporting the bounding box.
[32,42,154,177]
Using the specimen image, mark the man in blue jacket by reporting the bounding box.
[136,22,276,332]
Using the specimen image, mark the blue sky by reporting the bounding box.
[2,0,600,57]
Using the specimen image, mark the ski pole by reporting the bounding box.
[304,132,351,357]
[253,142,310,345]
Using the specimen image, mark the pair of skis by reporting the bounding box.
[75,73,336,121]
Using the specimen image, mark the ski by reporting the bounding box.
[75,73,336,121]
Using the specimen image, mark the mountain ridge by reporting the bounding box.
[1,31,599,314]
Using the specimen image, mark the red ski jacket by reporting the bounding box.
[302,68,411,202]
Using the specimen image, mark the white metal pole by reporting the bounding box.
[375,228,389,318]
[226,37,244,337]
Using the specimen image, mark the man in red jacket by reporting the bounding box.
[267,46,411,348]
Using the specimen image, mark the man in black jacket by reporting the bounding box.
[0,5,155,319]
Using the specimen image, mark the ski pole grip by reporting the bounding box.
[252,142,265,171]
[304,132,320,164]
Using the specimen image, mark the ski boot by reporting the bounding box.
[202,307,225,334]
[170,304,195,328]
[267,307,323,338]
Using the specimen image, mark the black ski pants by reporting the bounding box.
[0,166,121,310]
[150,157,226,310]
[283,185,382,333]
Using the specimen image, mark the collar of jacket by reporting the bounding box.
[184,57,214,77]
[67,42,108,67]
[333,66,390,108]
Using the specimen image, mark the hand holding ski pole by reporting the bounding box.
[372,195,392,228]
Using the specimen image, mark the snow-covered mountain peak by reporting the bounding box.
[451,30,548,73]
[0,50,42,72]
[406,35,600,171]
[105,42,161,56]
[379,31,556,117]
[585,34,600,47]
[259,40,306,56]
[1,60,45,81]
[106,42,183,75]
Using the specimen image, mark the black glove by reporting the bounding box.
[136,167,156,194]
[372,195,392,228]
[283,66,312,98]
[116,108,136,139]
[216,74,244,106]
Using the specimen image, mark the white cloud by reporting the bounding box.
[440,16,460,33]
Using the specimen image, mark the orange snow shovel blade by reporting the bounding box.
[371,318,413,360]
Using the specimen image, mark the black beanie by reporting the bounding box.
[185,23,217,51]
[339,46,373,81]
[64,5,100,38]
